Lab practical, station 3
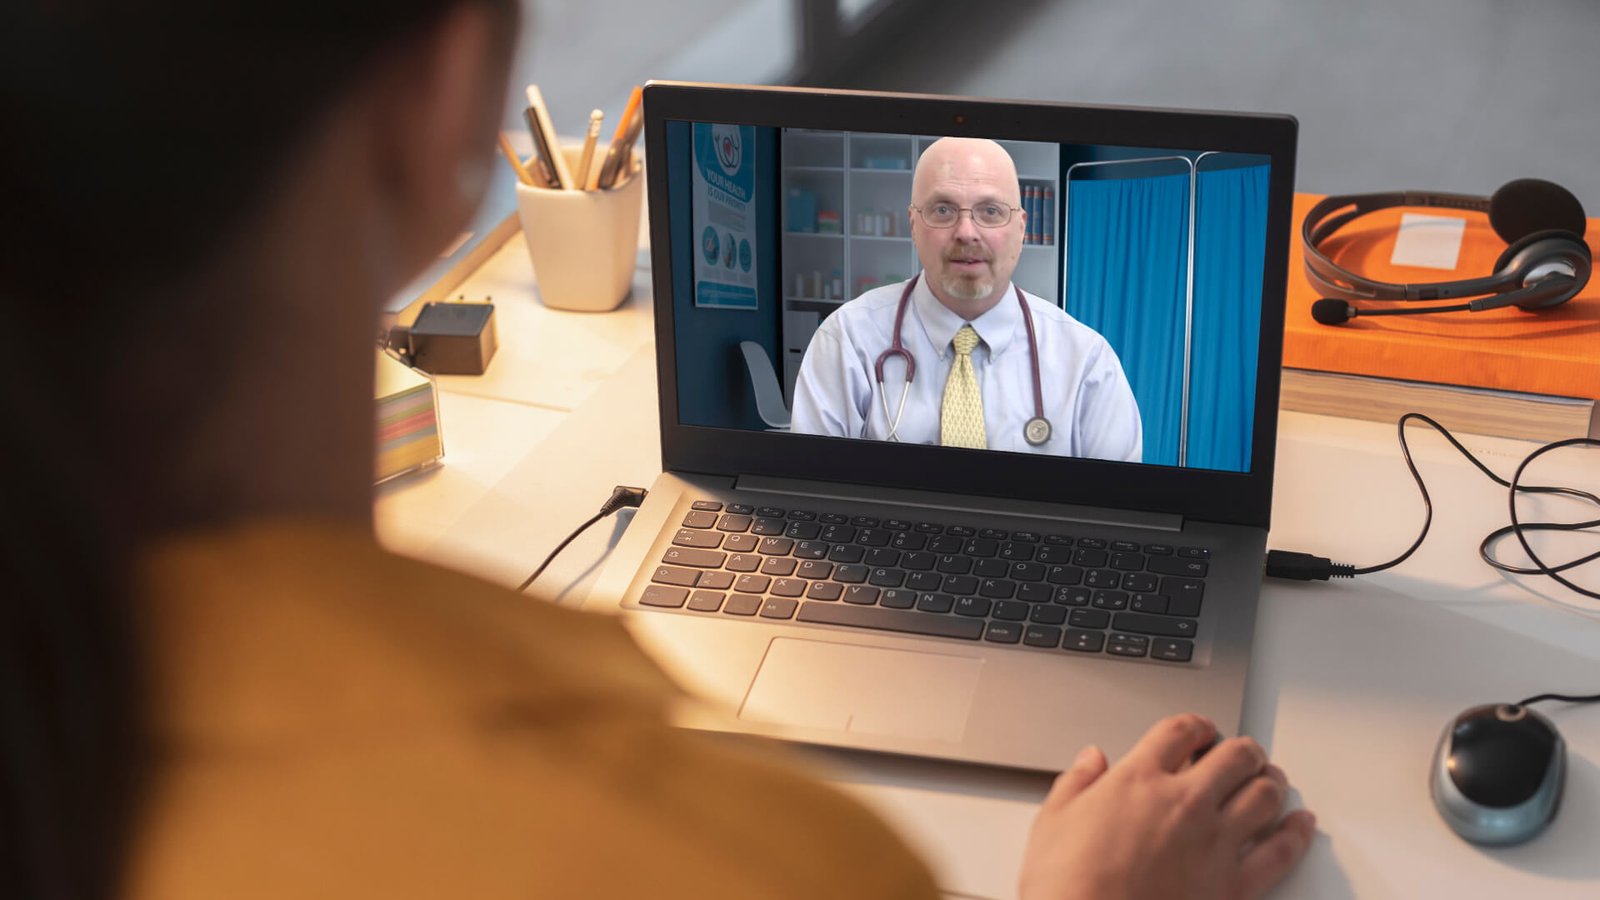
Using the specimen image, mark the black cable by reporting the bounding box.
[517,486,648,593]
[1516,692,1600,708]
[1265,414,1600,600]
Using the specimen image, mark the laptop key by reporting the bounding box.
[1123,572,1159,593]
[819,512,848,525]
[1162,578,1205,616]
[1085,569,1122,589]
[974,559,1010,578]
[1110,552,1146,571]
[794,540,828,560]
[1129,593,1170,614]
[788,509,817,521]
[900,551,936,571]
[1113,612,1198,638]
[833,564,869,584]
[1044,534,1074,546]
[723,534,759,553]
[1152,638,1195,662]
[1010,562,1045,582]
[682,510,719,529]
[880,589,917,609]
[855,528,891,547]
[1036,546,1072,564]
[1017,582,1054,603]
[914,522,945,534]
[723,593,762,616]
[984,622,1023,644]
[640,585,689,608]
[865,548,901,567]
[999,542,1036,561]
[1062,630,1106,653]
[1029,604,1067,625]
[1046,565,1084,585]
[946,525,976,538]
[890,532,927,551]
[992,600,1029,621]
[1011,531,1041,543]
[690,500,723,512]
[797,602,984,640]
[828,544,865,564]
[687,590,724,612]
[954,597,992,617]
[717,514,753,532]
[672,528,723,549]
[768,576,806,598]
[785,521,821,539]
[979,528,1008,540]
[758,506,786,518]
[1107,633,1150,657]
[916,593,955,613]
[883,518,913,531]
[807,582,843,601]
[1024,625,1063,648]
[758,537,794,555]
[663,547,725,568]
[869,568,906,588]
[726,554,761,573]
[651,566,701,587]
[1073,548,1109,568]
[821,524,857,543]
[942,574,978,594]
[1145,544,1174,556]
[760,557,797,577]
[979,579,1016,599]
[1111,540,1141,552]
[698,571,735,591]
[851,515,881,527]
[937,555,974,575]
[927,535,964,553]
[726,503,754,515]
[1092,590,1129,611]
[1179,547,1212,559]
[963,538,999,558]
[734,574,771,594]
[1077,538,1108,550]
[1054,586,1091,606]
[905,571,943,591]
[1150,557,1209,578]
[760,598,798,620]
[751,517,786,536]
[796,560,833,580]
[1069,608,1111,629]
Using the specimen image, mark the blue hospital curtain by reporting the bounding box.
[1186,164,1268,472]
[1064,172,1191,466]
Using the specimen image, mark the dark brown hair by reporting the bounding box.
[0,3,511,897]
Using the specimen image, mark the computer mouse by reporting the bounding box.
[1430,703,1566,845]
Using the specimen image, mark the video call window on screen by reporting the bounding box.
[663,120,1271,475]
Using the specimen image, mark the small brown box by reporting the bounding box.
[408,301,497,375]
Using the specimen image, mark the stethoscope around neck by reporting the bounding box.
[873,273,1052,446]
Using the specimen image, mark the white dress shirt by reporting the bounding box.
[791,275,1143,461]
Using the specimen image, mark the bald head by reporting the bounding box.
[912,138,1022,208]
[908,138,1026,317]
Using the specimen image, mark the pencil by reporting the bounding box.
[597,86,643,190]
[497,132,534,186]
[575,109,604,190]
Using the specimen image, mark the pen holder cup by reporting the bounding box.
[515,146,643,312]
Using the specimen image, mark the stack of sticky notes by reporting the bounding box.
[375,349,443,483]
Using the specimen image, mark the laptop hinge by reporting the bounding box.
[734,475,1184,533]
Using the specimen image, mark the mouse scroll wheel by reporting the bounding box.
[1495,704,1527,722]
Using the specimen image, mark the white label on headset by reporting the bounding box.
[1391,213,1467,270]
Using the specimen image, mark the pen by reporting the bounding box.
[596,85,643,191]
[576,109,604,190]
[496,132,534,186]
[524,84,576,190]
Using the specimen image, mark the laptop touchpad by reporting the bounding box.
[739,638,982,744]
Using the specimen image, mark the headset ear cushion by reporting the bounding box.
[1489,179,1587,244]
[1493,230,1592,310]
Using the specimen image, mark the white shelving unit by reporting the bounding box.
[779,131,1061,400]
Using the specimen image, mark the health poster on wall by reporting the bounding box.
[692,123,758,309]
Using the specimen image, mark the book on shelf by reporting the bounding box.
[375,349,443,484]
[1280,193,1600,442]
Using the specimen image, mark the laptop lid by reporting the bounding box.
[641,82,1297,529]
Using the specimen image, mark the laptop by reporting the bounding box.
[586,82,1297,772]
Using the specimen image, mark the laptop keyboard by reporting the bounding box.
[635,499,1210,664]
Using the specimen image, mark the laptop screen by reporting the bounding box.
[644,84,1296,527]
[659,119,1272,474]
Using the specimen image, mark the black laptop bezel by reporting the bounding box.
[642,81,1297,530]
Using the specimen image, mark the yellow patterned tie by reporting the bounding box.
[941,325,987,449]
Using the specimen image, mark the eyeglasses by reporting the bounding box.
[910,201,1021,229]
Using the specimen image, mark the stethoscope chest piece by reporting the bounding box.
[1024,416,1052,446]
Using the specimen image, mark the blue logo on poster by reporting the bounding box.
[694,123,753,202]
[739,239,752,272]
[701,226,719,264]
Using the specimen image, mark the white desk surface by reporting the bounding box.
[376,234,1600,900]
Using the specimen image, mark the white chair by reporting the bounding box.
[738,340,791,430]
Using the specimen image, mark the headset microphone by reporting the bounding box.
[1311,276,1578,324]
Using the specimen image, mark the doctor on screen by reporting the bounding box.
[790,137,1143,461]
